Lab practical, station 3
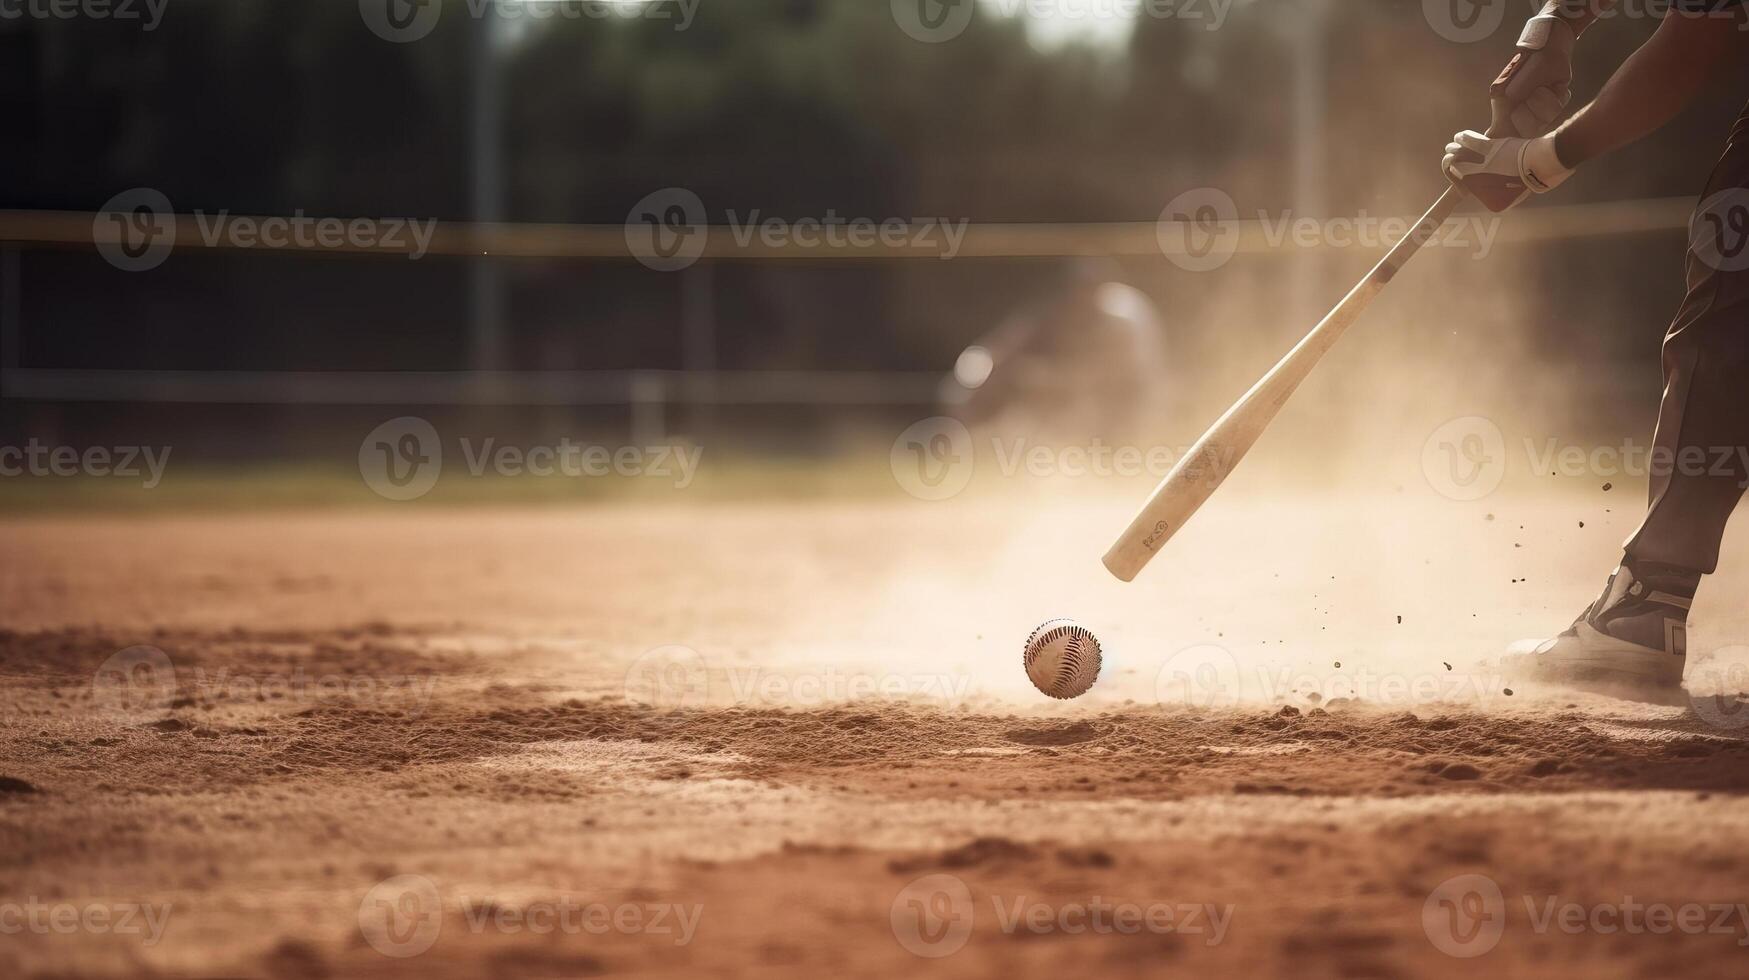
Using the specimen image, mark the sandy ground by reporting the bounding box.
[4,492,1749,978]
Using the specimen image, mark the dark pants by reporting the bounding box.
[1625,107,1749,575]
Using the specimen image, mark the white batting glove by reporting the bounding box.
[1492,14,1578,138]
[1442,131,1574,213]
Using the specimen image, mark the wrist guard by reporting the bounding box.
[1521,135,1574,193]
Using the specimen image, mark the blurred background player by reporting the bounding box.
[941,259,1171,450]
[1444,0,1749,700]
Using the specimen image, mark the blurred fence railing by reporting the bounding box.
[0,196,1696,259]
[0,196,1697,422]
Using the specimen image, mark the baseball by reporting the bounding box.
[1022,619,1103,699]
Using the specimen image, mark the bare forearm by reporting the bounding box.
[1554,10,1744,167]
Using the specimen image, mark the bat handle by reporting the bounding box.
[1391,105,1509,275]
[1487,92,1515,140]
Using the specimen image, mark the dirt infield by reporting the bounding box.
[4,499,1749,978]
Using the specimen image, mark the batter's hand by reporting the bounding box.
[1491,17,1577,137]
[1443,131,1574,213]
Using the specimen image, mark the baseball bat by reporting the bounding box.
[1103,94,1520,583]
[1102,107,1517,583]
[1103,179,1479,583]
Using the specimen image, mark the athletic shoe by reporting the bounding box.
[1505,558,1700,702]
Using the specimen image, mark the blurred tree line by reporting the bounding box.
[16,0,1730,221]
[2,1,1746,453]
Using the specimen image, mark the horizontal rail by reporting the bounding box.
[0,367,944,405]
[0,196,1695,260]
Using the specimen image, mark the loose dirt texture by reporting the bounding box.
[3,499,1749,979]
